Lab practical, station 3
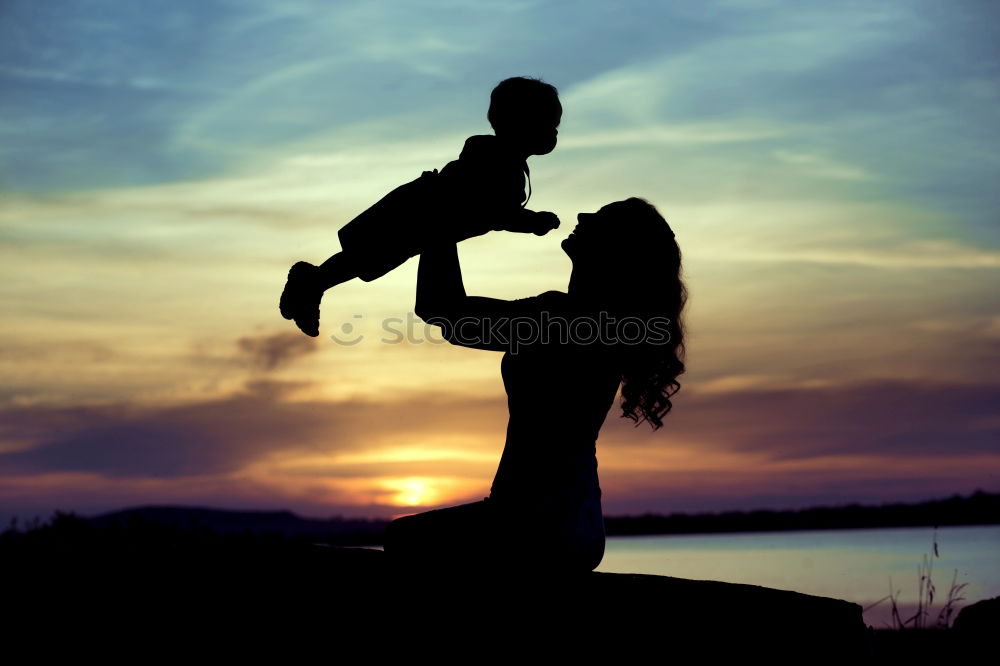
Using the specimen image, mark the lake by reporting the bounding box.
[597,525,1000,628]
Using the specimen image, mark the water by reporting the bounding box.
[598,525,1000,628]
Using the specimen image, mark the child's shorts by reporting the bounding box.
[338,169,453,282]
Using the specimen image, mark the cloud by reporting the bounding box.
[560,3,914,128]
[772,150,872,181]
[0,379,509,479]
[559,123,786,150]
[906,315,1000,340]
[694,374,783,395]
[599,377,1000,461]
[0,64,221,94]
[731,239,1000,269]
[1,373,996,484]
[236,331,319,371]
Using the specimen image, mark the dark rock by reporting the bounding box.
[953,596,999,657]
[954,595,1000,633]
[4,518,872,659]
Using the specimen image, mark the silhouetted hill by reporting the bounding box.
[63,490,1000,543]
[89,505,386,545]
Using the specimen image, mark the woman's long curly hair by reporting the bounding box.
[601,198,687,430]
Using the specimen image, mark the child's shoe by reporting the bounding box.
[280,261,323,337]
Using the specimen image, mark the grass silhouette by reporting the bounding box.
[865,528,969,630]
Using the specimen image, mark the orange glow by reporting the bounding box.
[382,477,440,506]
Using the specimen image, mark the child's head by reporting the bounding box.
[488,76,562,156]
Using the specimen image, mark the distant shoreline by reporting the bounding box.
[3,489,993,545]
[604,490,999,537]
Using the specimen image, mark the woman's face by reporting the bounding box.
[564,199,676,307]
[561,202,625,262]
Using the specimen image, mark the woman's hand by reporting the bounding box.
[415,242,466,323]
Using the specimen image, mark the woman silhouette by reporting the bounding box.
[384,197,686,575]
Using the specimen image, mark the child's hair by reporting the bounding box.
[488,76,560,130]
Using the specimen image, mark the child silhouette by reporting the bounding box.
[280,76,563,337]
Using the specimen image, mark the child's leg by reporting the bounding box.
[315,251,360,290]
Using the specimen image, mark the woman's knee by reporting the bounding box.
[384,514,418,554]
[385,503,478,551]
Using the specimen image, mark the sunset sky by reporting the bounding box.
[2,1,998,523]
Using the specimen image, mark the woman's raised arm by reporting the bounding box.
[415,242,562,352]
[415,242,467,322]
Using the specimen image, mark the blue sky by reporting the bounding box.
[4,1,998,221]
[1,1,998,521]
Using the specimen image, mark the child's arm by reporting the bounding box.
[441,135,560,238]
[492,208,560,236]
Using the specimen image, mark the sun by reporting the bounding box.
[383,477,439,507]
